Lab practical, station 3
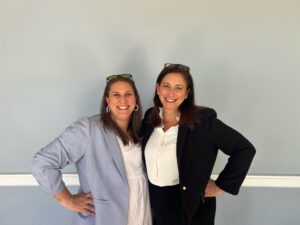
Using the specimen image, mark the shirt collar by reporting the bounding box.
[158,107,180,128]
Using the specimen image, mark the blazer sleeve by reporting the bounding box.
[203,109,256,195]
[31,117,91,195]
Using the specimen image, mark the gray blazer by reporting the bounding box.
[32,115,129,225]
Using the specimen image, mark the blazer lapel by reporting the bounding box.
[103,130,127,182]
[141,124,154,166]
[176,124,189,168]
[141,125,154,150]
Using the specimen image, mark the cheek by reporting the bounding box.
[106,98,117,107]
[157,86,166,95]
[130,97,137,106]
[157,94,165,103]
[156,85,160,94]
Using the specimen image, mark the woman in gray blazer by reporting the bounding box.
[32,74,152,225]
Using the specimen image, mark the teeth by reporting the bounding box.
[118,106,129,110]
[166,98,176,103]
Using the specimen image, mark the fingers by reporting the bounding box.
[75,203,95,215]
[82,192,94,210]
[84,198,94,205]
[204,179,224,197]
[204,192,215,197]
[78,192,93,199]
[68,192,96,215]
[84,192,93,199]
[83,192,95,215]
[79,203,95,216]
[84,204,95,216]
[80,192,94,205]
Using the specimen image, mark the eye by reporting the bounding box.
[112,93,121,97]
[176,86,183,91]
[125,92,133,97]
[162,84,170,89]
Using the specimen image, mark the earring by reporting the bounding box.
[106,106,110,113]
[134,105,139,112]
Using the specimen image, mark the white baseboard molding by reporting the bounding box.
[210,175,300,188]
[0,174,300,188]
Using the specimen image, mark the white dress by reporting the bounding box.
[117,137,152,225]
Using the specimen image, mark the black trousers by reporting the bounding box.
[149,182,216,225]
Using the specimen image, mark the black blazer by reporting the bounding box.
[141,107,256,223]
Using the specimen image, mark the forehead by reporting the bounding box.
[161,72,187,85]
[109,81,134,92]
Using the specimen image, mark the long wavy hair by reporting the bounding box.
[100,77,142,145]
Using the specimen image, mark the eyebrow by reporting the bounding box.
[162,82,184,87]
[111,90,134,94]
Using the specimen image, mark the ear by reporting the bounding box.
[105,96,109,105]
[185,89,190,99]
[156,84,160,95]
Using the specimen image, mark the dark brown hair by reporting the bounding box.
[100,77,142,145]
[150,64,203,128]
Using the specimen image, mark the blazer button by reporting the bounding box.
[182,186,187,191]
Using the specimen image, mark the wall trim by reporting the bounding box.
[0,174,300,188]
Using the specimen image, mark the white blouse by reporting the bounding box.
[145,123,180,187]
[116,137,152,225]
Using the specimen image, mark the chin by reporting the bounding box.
[116,114,131,120]
[162,105,179,111]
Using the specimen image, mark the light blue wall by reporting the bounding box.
[0,0,299,224]
[1,0,300,174]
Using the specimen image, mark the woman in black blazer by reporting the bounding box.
[142,63,256,225]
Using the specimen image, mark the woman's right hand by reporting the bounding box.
[53,188,95,216]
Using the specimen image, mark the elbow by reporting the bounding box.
[31,152,48,180]
[249,143,256,159]
[31,154,64,195]
[31,154,41,179]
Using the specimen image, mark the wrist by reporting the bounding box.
[53,188,73,206]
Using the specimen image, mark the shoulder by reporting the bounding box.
[193,106,217,122]
[143,107,155,124]
[67,114,101,133]
[144,107,154,118]
[75,114,100,126]
[88,114,108,132]
[87,114,101,125]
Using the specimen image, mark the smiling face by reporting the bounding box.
[156,72,189,113]
[106,81,136,125]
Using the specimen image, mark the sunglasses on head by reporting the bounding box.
[106,74,133,83]
[164,63,190,72]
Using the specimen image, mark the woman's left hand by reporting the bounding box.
[204,179,224,197]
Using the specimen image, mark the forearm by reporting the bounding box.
[53,187,73,207]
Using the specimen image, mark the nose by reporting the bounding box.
[167,88,177,95]
[119,95,127,103]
